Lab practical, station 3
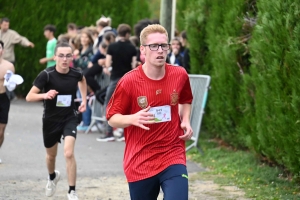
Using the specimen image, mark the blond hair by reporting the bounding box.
[96,16,112,27]
[140,24,168,45]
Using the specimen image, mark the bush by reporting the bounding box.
[181,0,300,175]
[241,0,300,173]
[0,0,150,96]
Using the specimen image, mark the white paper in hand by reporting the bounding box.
[4,70,24,91]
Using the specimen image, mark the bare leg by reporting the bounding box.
[45,143,58,174]
[0,123,6,148]
[64,136,76,186]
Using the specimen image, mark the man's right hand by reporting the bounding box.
[131,106,155,130]
[44,90,58,100]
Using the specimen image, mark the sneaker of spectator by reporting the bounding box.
[91,122,105,132]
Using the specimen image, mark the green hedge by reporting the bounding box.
[180,0,300,174]
[241,0,300,173]
[0,0,150,96]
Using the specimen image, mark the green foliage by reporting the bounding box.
[181,0,300,175]
[188,135,300,199]
[241,0,300,173]
[184,0,210,75]
[176,0,188,32]
[0,0,150,96]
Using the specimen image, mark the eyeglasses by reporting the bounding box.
[142,44,170,51]
[56,54,73,59]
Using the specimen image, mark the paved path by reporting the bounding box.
[0,100,248,200]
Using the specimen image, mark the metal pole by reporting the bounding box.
[160,0,173,41]
[171,0,176,39]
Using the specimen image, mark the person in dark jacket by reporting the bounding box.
[180,30,190,73]
[167,37,184,67]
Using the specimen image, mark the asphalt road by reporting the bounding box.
[0,100,203,199]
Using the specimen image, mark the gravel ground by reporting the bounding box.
[0,100,249,200]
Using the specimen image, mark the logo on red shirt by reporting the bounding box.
[137,96,148,109]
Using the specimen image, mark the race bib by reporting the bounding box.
[148,105,171,123]
[56,95,72,107]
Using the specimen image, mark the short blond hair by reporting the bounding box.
[140,24,168,45]
[96,16,111,27]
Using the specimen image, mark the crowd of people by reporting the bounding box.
[0,15,193,200]
[38,16,191,142]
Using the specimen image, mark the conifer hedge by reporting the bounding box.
[180,0,300,174]
[0,0,150,95]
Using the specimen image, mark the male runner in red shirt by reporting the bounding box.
[107,24,193,200]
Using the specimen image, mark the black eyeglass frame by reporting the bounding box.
[142,44,171,51]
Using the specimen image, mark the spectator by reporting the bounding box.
[73,29,94,132]
[180,30,190,73]
[167,37,184,66]
[39,24,57,68]
[91,16,116,65]
[57,33,71,43]
[129,36,141,67]
[0,17,34,64]
[96,23,137,142]
[85,31,116,100]
[67,23,77,37]
[87,26,99,44]
[73,29,94,72]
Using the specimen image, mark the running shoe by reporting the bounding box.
[67,190,78,200]
[91,123,105,132]
[96,133,115,142]
[77,125,89,132]
[116,136,125,142]
[45,170,60,197]
[113,128,123,137]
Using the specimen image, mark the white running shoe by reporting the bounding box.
[91,123,105,132]
[45,170,60,197]
[116,136,125,142]
[113,128,123,137]
[96,133,115,142]
[67,190,78,200]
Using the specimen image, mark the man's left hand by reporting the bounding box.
[179,122,193,141]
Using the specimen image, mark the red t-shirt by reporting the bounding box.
[106,64,193,182]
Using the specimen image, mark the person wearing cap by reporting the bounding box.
[0,40,15,164]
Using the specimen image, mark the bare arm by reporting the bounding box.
[77,76,87,113]
[131,56,137,69]
[12,31,34,47]
[108,106,155,130]
[8,62,15,73]
[178,104,193,140]
[105,54,112,68]
[26,86,58,102]
[179,104,191,123]
[108,114,133,128]
[39,56,54,64]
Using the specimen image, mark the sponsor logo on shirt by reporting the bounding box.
[156,89,162,95]
[137,96,148,109]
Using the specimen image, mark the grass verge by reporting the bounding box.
[187,134,300,200]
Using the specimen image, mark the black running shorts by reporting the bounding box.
[0,93,10,124]
[42,117,78,148]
